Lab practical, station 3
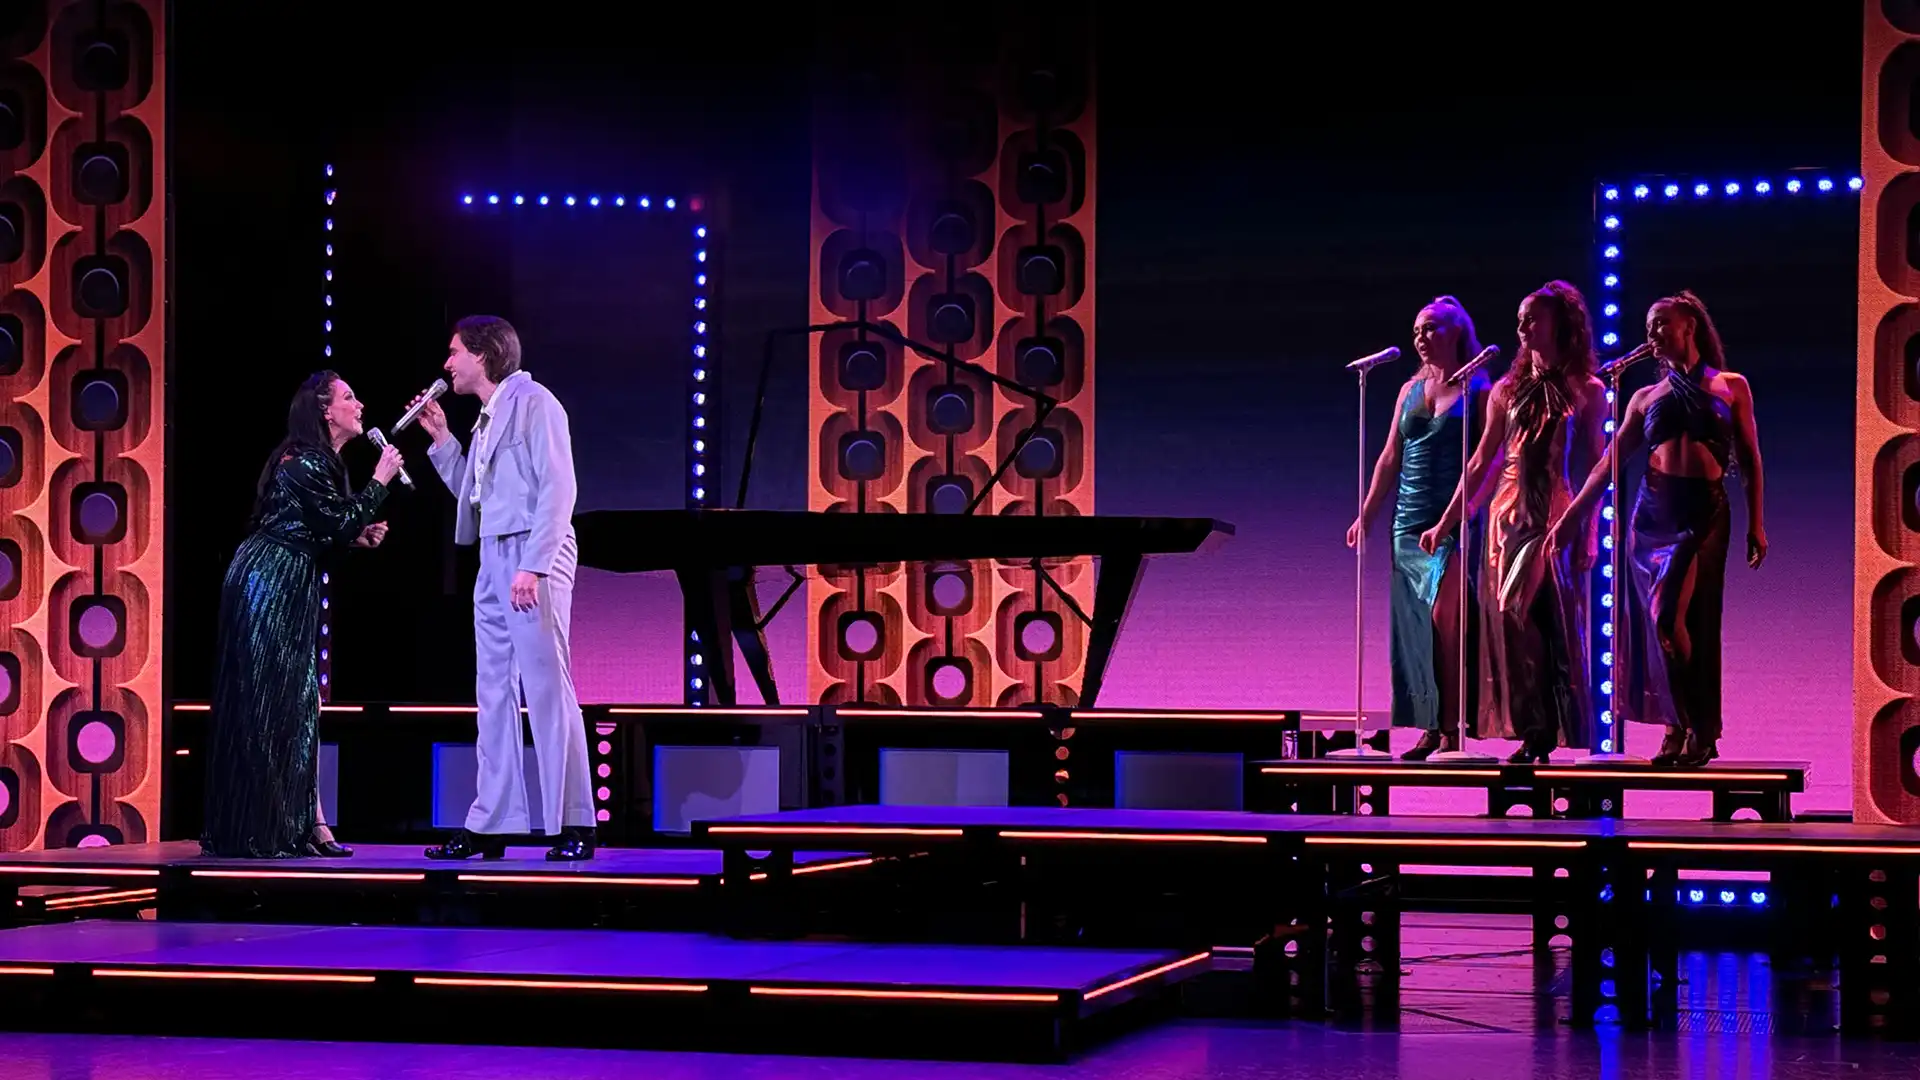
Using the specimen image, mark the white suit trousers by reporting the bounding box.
[464,530,594,835]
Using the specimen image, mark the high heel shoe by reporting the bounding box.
[1650,728,1687,766]
[1676,733,1719,767]
[304,830,352,858]
[1402,729,1447,762]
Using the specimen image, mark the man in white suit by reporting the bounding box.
[413,316,596,861]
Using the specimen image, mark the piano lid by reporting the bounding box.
[573,509,1233,574]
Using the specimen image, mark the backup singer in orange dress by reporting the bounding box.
[1422,281,1607,763]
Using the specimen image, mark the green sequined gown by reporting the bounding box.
[202,447,386,858]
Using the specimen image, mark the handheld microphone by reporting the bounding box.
[366,427,413,489]
[1447,344,1501,387]
[1346,346,1401,372]
[1596,341,1656,379]
[393,378,449,433]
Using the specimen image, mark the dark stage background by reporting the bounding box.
[169,6,1862,813]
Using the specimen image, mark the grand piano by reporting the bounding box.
[572,509,1233,707]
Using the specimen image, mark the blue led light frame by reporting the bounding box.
[1586,169,1861,754]
[457,188,716,705]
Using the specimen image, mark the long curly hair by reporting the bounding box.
[1653,289,1730,372]
[1419,295,1484,373]
[252,370,346,521]
[1502,281,1596,434]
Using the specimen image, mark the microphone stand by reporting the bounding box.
[1328,356,1390,759]
[1577,346,1653,765]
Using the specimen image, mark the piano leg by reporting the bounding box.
[1079,550,1146,708]
[678,568,738,706]
[727,566,781,705]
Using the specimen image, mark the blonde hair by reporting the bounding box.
[1419,294,1483,372]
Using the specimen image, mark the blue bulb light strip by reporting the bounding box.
[1588,169,1860,753]
[458,190,715,704]
[320,163,337,703]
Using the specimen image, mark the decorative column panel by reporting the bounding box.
[1858,0,1920,824]
[809,11,1095,708]
[0,0,163,851]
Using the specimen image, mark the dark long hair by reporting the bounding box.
[252,370,345,521]
[1655,289,1730,372]
[1502,280,1597,434]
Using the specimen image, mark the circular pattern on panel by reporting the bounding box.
[48,569,148,687]
[48,1,154,115]
[50,228,151,340]
[49,115,152,229]
[0,626,43,744]
[1869,566,1920,695]
[46,684,148,804]
[51,342,149,455]
[49,456,148,566]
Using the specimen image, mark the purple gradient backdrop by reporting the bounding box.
[559,188,1857,817]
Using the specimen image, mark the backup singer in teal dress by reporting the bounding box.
[1350,297,1487,759]
[201,372,401,858]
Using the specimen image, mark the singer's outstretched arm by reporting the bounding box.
[1347,381,1412,545]
[1424,379,1511,547]
[283,448,388,551]
[518,392,578,578]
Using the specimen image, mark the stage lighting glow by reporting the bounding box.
[514,195,525,205]
[695,321,707,335]
[1688,889,1704,904]
[589,196,600,206]
[565,195,577,206]
[539,194,550,205]
[1751,891,1767,904]
[666,198,677,209]
[694,368,706,381]
[696,226,708,238]
[463,194,473,205]
[696,298,707,310]
[1603,187,1620,200]
[1589,169,1858,757]
[487,194,499,205]
[640,197,651,208]
[1850,176,1864,191]
[320,165,339,701]
[693,439,705,453]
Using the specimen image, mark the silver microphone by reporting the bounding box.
[1346,346,1401,372]
[393,378,449,433]
[1596,341,1656,379]
[366,426,413,489]
[1447,344,1501,387]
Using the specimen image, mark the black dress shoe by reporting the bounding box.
[546,826,595,862]
[1401,729,1446,761]
[425,829,508,860]
[304,834,353,858]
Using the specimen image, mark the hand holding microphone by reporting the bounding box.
[397,378,450,443]
[366,427,411,489]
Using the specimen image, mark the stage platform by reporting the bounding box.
[0,920,1206,1059]
[1252,757,1810,821]
[689,804,1920,1032]
[0,843,875,929]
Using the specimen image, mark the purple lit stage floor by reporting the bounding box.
[0,920,1203,1008]
[0,842,868,882]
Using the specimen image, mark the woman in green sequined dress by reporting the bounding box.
[201,371,403,858]
[1349,297,1489,759]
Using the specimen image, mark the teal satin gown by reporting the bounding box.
[201,446,387,858]
[1389,378,1479,732]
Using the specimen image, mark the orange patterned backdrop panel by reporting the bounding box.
[809,11,1094,710]
[0,0,164,851]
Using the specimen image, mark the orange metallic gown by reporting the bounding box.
[1478,377,1592,750]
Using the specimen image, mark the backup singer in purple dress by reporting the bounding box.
[1554,292,1767,765]
[1423,282,1606,762]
